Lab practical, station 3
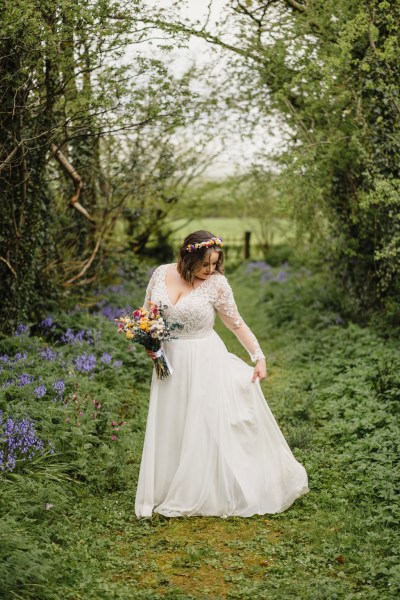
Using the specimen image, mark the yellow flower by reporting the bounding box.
[126,330,134,340]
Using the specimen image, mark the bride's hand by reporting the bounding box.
[145,348,156,360]
[251,359,267,383]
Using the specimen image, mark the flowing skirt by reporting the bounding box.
[135,330,309,518]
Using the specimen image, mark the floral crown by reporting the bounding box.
[185,236,223,253]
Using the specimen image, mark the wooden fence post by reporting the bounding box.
[244,231,251,260]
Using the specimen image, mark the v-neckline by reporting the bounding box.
[162,264,209,308]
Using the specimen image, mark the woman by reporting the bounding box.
[135,231,308,518]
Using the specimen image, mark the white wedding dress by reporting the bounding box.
[135,264,308,518]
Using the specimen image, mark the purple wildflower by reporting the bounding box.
[113,360,123,369]
[14,323,30,337]
[61,329,76,344]
[2,378,15,388]
[273,271,289,283]
[17,373,34,387]
[14,352,28,362]
[100,353,112,365]
[246,261,273,274]
[40,317,54,328]
[34,385,47,399]
[101,305,120,320]
[0,355,10,364]
[40,347,57,362]
[74,353,96,374]
[0,411,46,472]
[75,330,86,342]
[52,380,65,395]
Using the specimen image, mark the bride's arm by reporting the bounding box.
[214,275,267,380]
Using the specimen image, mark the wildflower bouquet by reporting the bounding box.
[115,303,181,379]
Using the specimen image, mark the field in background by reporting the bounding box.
[164,217,295,261]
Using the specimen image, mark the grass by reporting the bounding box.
[1,260,399,599]
[163,218,295,259]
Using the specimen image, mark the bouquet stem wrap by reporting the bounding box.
[153,347,173,380]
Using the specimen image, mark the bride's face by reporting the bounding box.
[193,251,219,280]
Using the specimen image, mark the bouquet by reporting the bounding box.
[115,302,182,380]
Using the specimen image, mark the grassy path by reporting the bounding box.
[48,266,399,599]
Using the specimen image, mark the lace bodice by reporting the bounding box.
[143,264,265,363]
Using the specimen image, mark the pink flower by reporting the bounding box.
[111,434,117,441]
[112,421,117,426]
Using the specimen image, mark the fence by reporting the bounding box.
[169,232,265,261]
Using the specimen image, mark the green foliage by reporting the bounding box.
[0,0,205,332]
[266,0,400,311]
[1,261,399,598]
[157,0,400,315]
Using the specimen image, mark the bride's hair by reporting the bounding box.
[177,230,225,284]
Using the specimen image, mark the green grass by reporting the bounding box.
[1,261,399,599]
[166,217,294,259]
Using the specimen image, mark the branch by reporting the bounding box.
[284,0,307,12]
[136,18,268,66]
[0,142,23,174]
[51,143,96,223]
[64,235,102,286]
[0,255,17,277]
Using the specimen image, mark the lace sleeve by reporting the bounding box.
[143,267,159,309]
[213,275,265,363]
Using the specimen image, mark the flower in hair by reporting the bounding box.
[186,237,223,253]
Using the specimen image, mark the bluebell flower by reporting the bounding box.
[75,330,86,342]
[40,317,54,328]
[14,352,28,362]
[40,347,58,362]
[74,353,96,374]
[2,378,15,388]
[17,373,34,387]
[0,411,47,472]
[34,385,47,399]
[100,353,112,365]
[52,380,65,395]
[14,323,30,337]
[61,328,76,344]
[113,360,123,369]
[0,355,10,364]
[274,271,289,283]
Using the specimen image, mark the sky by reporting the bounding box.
[130,0,284,178]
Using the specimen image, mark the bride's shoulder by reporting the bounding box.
[150,263,173,274]
[210,271,229,288]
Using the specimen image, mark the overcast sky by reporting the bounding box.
[134,1,284,177]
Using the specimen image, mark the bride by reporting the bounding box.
[135,230,308,518]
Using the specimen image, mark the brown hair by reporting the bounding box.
[177,230,225,284]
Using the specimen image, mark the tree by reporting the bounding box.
[144,0,400,317]
[0,0,203,330]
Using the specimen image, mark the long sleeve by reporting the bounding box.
[214,275,265,363]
